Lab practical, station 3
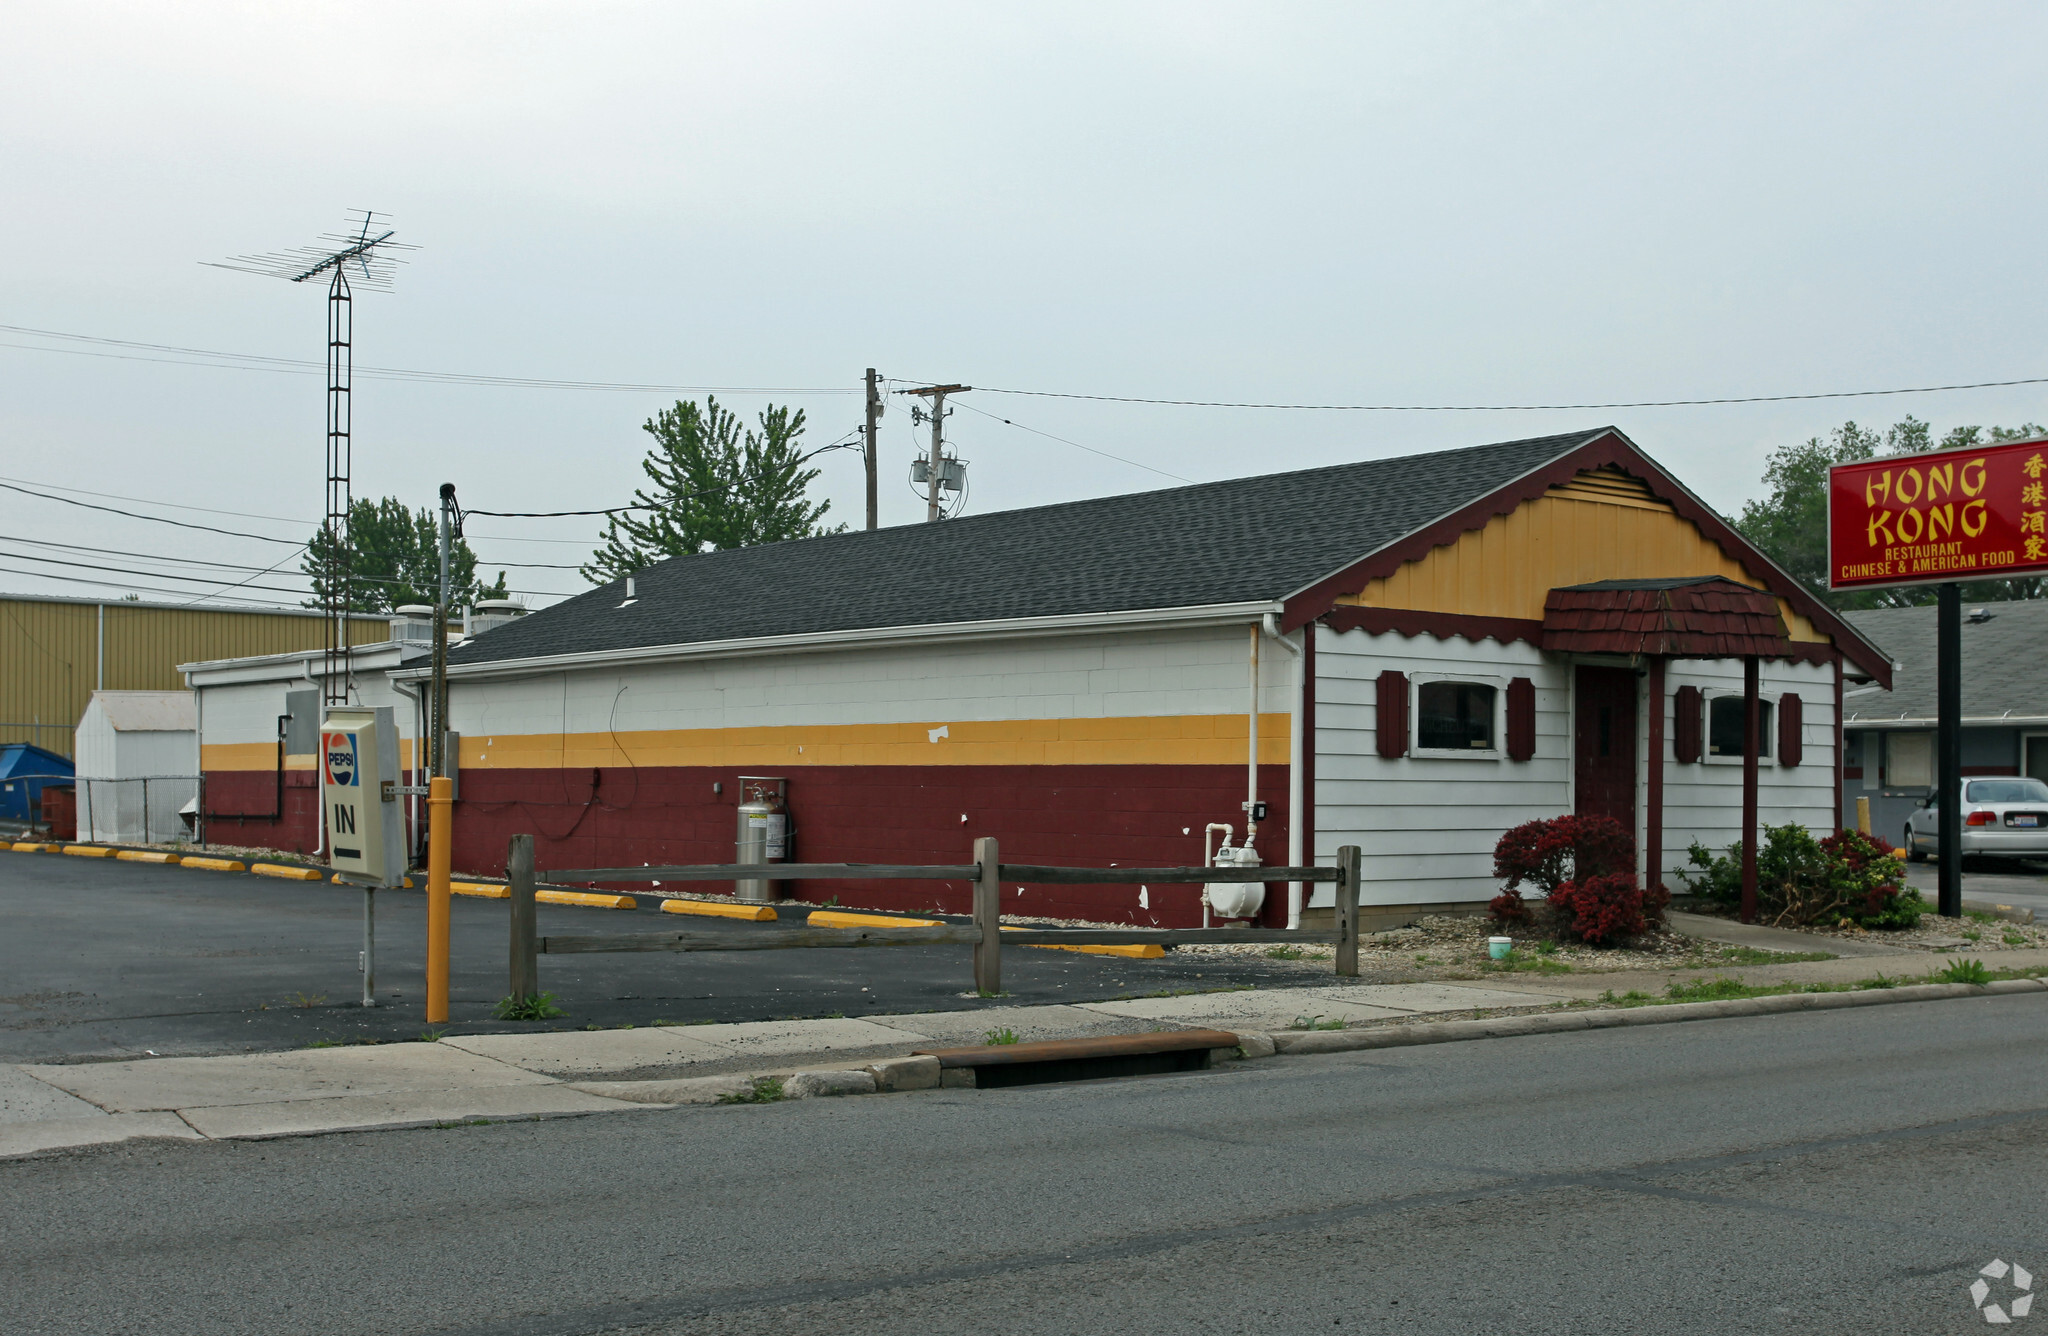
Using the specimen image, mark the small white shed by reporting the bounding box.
[75,691,197,844]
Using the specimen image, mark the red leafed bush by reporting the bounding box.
[1489,889,1531,925]
[1548,872,1660,945]
[1493,814,1636,895]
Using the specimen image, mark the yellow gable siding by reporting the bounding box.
[1337,469,1828,642]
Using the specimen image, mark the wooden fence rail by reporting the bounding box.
[506,838,1363,1001]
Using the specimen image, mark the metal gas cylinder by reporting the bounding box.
[735,776,789,902]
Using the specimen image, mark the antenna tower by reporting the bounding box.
[211,211,415,703]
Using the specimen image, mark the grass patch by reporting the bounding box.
[718,1076,784,1105]
[492,991,566,1021]
[305,1039,341,1048]
[415,1028,445,1042]
[432,1118,494,1130]
[1265,945,1305,960]
[292,992,328,1009]
[983,1027,1019,1045]
[1712,946,1837,966]
[2005,931,2030,946]
[1965,909,1998,924]
[1290,1015,1348,1030]
[1481,956,1574,975]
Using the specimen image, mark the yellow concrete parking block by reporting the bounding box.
[537,889,637,910]
[328,874,416,889]
[181,856,247,873]
[11,842,58,852]
[115,850,182,864]
[1027,942,1167,959]
[63,845,116,858]
[452,882,509,899]
[809,910,943,929]
[661,898,778,922]
[252,863,324,881]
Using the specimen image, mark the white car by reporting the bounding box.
[1905,777,2048,861]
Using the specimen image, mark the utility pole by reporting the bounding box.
[432,482,455,779]
[908,384,969,521]
[863,368,881,530]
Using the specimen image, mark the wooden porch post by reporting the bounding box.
[1740,656,1760,923]
[1645,656,1665,891]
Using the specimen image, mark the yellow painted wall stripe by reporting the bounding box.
[206,713,1292,772]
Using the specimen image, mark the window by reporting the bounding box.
[1707,694,1773,759]
[1417,681,1497,752]
[1886,732,1933,789]
[1966,778,2048,804]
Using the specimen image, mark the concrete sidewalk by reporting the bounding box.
[0,978,1567,1157]
[9,946,2044,1161]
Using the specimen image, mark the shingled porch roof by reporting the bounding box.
[1541,577,1794,659]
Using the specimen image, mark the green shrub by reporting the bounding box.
[1677,825,1913,928]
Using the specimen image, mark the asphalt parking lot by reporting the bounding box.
[0,852,1312,1063]
[1900,856,2048,919]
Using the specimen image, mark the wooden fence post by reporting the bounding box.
[972,836,1001,996]
[508,833,538,1001]
[1334,844,1361,978]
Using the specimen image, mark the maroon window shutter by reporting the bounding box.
[1376,670,1408,759]
[1673,685,1702,763]
[1779,692,1802,767]
[1505,677,1536,761]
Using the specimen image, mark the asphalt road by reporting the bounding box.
[6,991,2045,1335]
[0,854,1312,1062]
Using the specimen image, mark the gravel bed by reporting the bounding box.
[1685,904,2048,953]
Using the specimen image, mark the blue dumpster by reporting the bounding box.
[0,743,75,825]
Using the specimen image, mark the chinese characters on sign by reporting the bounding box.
[1827,438,2048,590]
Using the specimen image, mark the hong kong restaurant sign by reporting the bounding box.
[1829,438,2048,590]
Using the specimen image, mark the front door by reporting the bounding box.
[1574,666,1638,832]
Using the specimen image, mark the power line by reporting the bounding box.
[951,401,1195,484]
[0,325,860,395]
[965,376,2048,412]
[0,481,306,544]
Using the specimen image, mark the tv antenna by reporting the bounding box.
[211,211,416,703]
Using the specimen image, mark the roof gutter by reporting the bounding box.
[1845,716,2048,730]
[397,601,1285,684]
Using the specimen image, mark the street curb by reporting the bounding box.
[1268,977,2048,1056]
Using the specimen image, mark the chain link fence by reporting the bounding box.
[76,776,198,845]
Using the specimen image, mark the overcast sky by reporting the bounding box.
[4,2,2044,610]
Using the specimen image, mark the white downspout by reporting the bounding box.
[1245,624,1260,849]
[1262,613,1304,928]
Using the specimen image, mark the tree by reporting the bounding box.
[583,396,837,583]
[304,496,509,613]
[1736,416,2047,608]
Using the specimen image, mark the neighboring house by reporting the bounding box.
[0,592,389,759]
[73,690,196,844]
[299,425,1884,928]
[1840,600,2048,848]
[180,605,524,856]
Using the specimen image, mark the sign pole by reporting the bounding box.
[1937,582,1963,918]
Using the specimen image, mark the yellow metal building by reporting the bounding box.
[0,594,388,757]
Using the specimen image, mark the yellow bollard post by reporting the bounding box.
[427,775,453,1024]
[1855,795,1871,837]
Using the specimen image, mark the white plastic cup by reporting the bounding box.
[1487,936,1513,960]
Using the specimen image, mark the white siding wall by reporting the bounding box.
[1314,627,1570,907]
[199,675,416,749]
[450,625,1287,740]
[1313,627,1841,907]
[74,699,199,842]
[1657,657,1838,885]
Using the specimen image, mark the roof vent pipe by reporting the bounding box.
[618,577,639,609]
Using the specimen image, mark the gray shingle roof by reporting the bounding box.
[450,429,1611,667]
[1842,601,2048,724]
